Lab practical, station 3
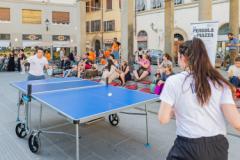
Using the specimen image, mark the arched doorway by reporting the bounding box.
[137,30,148,49]
[95,39,101,57]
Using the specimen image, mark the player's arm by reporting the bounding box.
[158,102,174,124]
[222,104,240,131]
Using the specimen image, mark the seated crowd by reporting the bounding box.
[58,49,175,95]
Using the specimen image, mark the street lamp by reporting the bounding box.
[45,19,50,31]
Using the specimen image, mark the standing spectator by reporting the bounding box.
[7,50,15,72]
[111,38,121,60]
[18,49,26,74]
[158,38,240,160]
[228,56,240,88]
[45,50,51,61]
[68,52,75,62]
[60,48,65,69]
[227,32,239,65]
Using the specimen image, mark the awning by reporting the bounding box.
[52,41,77,48]
[0,40,10,47]
[22,41,44,47]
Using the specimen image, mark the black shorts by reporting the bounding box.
[167,135,229,160]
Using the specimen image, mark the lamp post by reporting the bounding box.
[45,19,50,31]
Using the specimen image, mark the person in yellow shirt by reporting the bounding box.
[111,38,121,60]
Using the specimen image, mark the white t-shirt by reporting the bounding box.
[160,71,235,138]
[28,55,48,76]
[228,65,240,77]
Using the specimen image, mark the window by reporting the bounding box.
[86,1,91,12]
[104,20,115,32]
[86,21,90,33]
[106,0,112,10]
[91,0,101,11]
[91,20,101,32]
[0,34,10,40]
[52,11,70,24]
[22,9,42,24]
[0,8,10,22]
[137,30,148,49]
[136,0,145,12]
[151,0,163,9]
[175,0,183,5]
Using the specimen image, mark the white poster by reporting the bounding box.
[191,21,219,66]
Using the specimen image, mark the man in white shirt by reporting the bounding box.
[27,48,49,81]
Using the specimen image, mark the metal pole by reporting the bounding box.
[76,123,79,160]
[101,0,104,50]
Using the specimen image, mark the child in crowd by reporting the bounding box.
[151,64,174,95]
[157,53,172,74]
[228,56,240,88]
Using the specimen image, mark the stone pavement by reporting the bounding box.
[0,71,239,160]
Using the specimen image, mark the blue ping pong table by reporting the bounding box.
[11,77,159,160]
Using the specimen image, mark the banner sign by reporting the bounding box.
[191,21,219,66]
[22,34,42,41]
[52,35,70,41]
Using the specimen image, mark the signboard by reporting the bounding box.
[191,21,219,66]
[22,34,42,41]
[52,35,70,41]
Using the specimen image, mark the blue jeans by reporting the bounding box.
[112,51,120,59]
[230,76,240,87]
[27,74,45,81]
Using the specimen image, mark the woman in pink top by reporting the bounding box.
[133,54,151,81]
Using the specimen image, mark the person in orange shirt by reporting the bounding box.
[111,38,121,60]
[88,48,96,62]
[100,58,107,65]
[104,48,111,58]
[45,50,51,61]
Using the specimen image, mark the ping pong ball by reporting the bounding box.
[108,93,112,97]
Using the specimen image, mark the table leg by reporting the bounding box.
[39,104,43,129]
[145,104,149,146]
[76,123,79,160]
[16,91,21,121]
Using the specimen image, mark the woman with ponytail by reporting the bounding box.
[158,38,240,160]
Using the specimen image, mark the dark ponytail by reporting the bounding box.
[179,38,234,106]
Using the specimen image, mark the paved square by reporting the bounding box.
[0,72,239,160]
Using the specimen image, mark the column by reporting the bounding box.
[199,0,212,21]
[164,0,174,56]
[77,0,86,54]
[230,0,239,37]
[121,0,135,63]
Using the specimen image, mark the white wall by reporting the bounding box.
[136,0,233,51]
